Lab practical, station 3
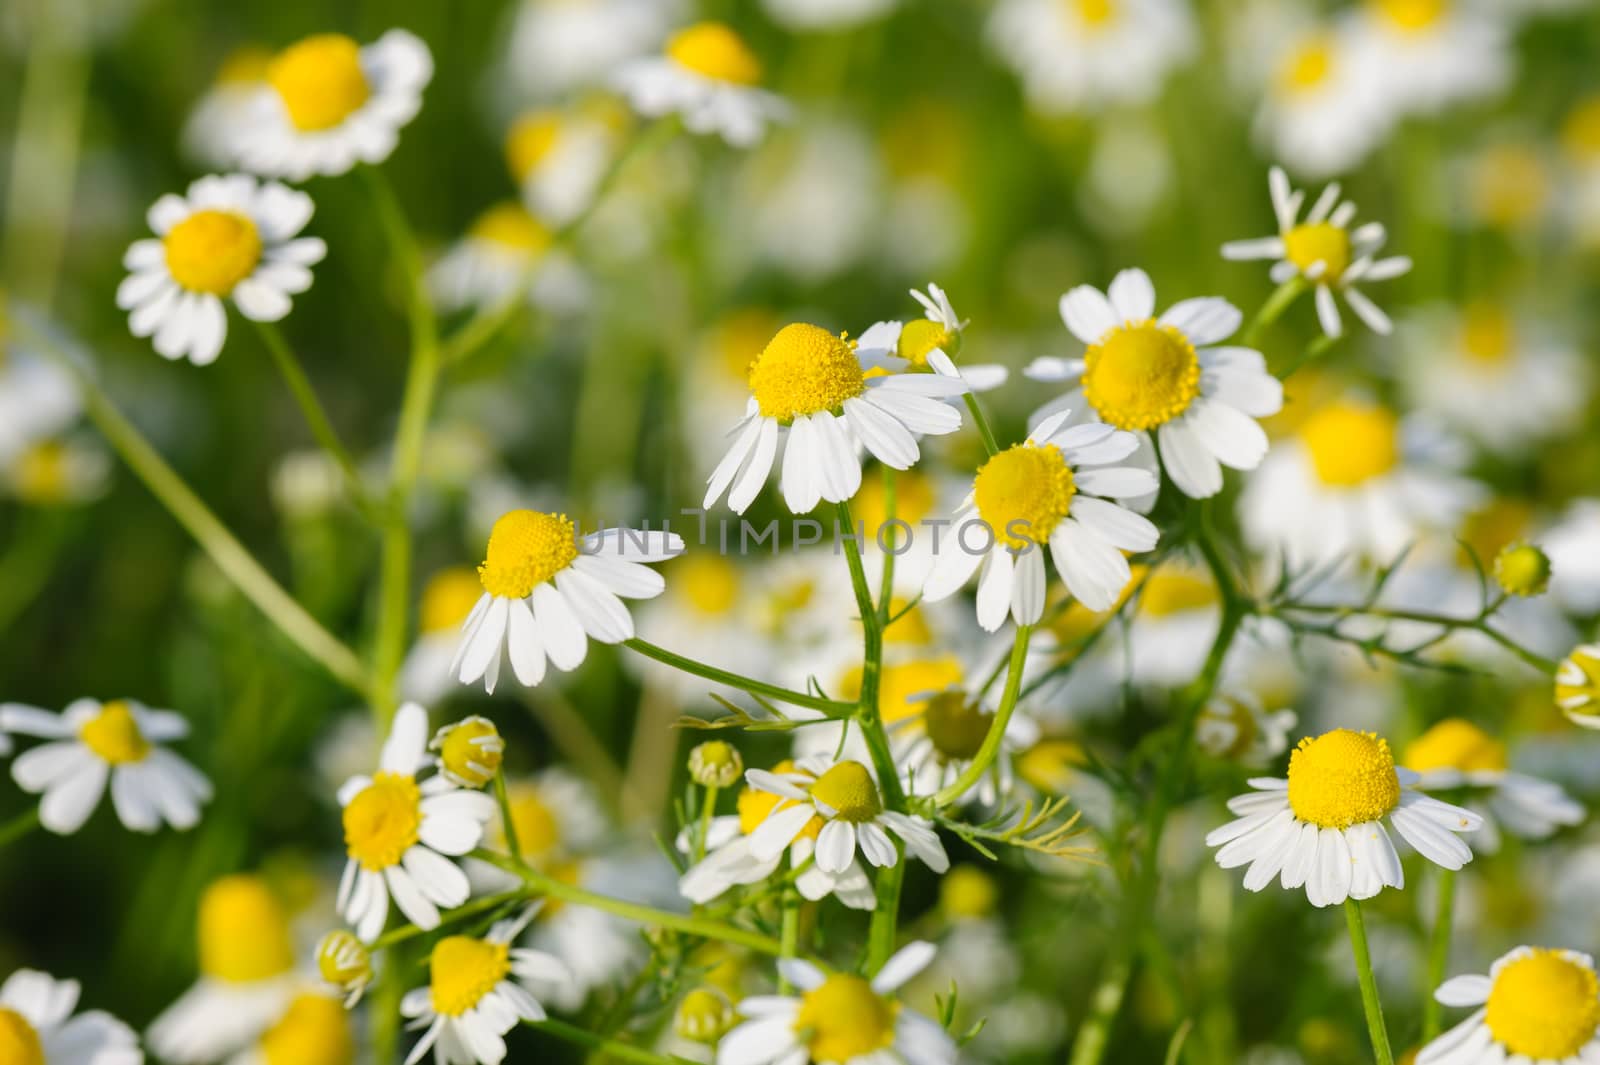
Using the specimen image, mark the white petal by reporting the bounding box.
[1106,268,1155,321]
[1059,285,1118,344]
[1159,298,1241,346]
[531,583,588,672]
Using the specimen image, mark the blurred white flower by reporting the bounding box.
[501,0,677,100]
[1345,0,1511,118]
[760,0,897,32]
[987,0,1193,114]
[427,202,588,316]
[615,22,788,147]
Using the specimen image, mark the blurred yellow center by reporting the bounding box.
[14,441,71,504]
[1072,0,1116,26]
[199,875,296,983]
[1283,222,1351,280]
[1138,569,1217,617]
[0,1009,42,1065]
[479,510,578,598]
[79,700,150,764]
[421,568,484,634]
[1017,739,1084,795]
[809,761,882,822]
[974,444,1076,548]
[261,994,355,1065]
[1082,321,1200,430]
[1458,499,1531,569]
[1471,146,1548,229]
[678,553,741,615]
[269,34,370,131]
[843,656,963,724]
[1485,950,1600,1059]
[1300,403,1399,487]
[1557,647,1600,709]
[883,598,935,647]
[439,720,503,786]
[1279,37,1333,92]
[1460,303,1514,364]
[897,319,955,367]
[216,45,274,86]
[748,323,866,422]
[1371,0,1448,32]
[343,771,421,871]
[1402,718,1507,774]
[1562,97,1600,161]
[923,691,994,762]
[667,22,762,85]
[1287,730,1401,829]
[471,203,552,254]
[164,210,262,295]
[940,865,999,920]
[430,936,510,1017]
[676,987,735,1043]
[508,786,561,860]
[795,975,899,1061]
[506,111,562,181]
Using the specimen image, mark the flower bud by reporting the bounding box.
[689,741,743,788]
[431,716,505,788]
[316,930,372,1007]
[1493,542,1551,598]
[674,986,736,1044]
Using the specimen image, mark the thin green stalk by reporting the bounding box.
[1345,898,1396,1065]
[695,785,719,863]
[779,895,801,992]
[1420,868,1456,1042]
[529,1017,700,1065]
[623,639,854,716]
[494,770,523,865]
[1275,602,1558,673]
[253,321,372,513]
[931,624,1033,806]
[1239,277,1308,350]
[518,688,632,812]
[0,808,41,848]
[866,856,905,973]
[963,393,1001,457]
[877,467,897,625]
[371,890,527,950]
[834,502,905,808]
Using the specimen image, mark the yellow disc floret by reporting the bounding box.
[1287,730,1402,829]
[343,771,422,871]
[429,936,511,1017]
[199,874,296,983]
[470,203,552,255]
[896,319,958,366]
[435,717,504,788]
[677,553,741,615]
[923,691,995,763]
[667,22,763,85]
[973,443,1077,549]
[260,994,355,1065]
[1493,543,1551,598]
[478,510,578,599]
[1137,569,1217,617]
[1283,222,1352,281]
[1081,321,1200,431]
[1369,0,1448,33]
[1402,718,1507,774]
[809,761,882,823]
[79,700,151,765]
[840,656,963,725]
[1460,303,1514,364]
[1557,645,1600,713]
[748,323,866,422]
[1278,36,1334,94]
[0,1009,42,1065]
[420,567,484,634]
[505,784,561,861]
[268,34,371,132]
[1073,0,1117,27]
[506,111,562,181]
[1299,402,1400,487]
[164,210,262,295]
[940,864,1000,921]
[1484,949,1600,1059]
[794,975,899,1062]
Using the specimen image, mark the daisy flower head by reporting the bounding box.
[1557,643,1600,729]
[1418,946,1600,1065]
[717,941,956,1065]
[1347,0,1512,118]
[615,21,789,147]
[1025,267,1282,504]
[1206,728,1483,908]
[234,30,433,181]
[505,105,621,228]
[1253,25,1390,179]
[857,283,1008,393]
[892,684,1042,807]
[1222,167,1412,338]
[1195,691,1298,768]
[426,202,586,317]
[702,322,970,515]
[920,409,1160,632]
[454,510,683,694]
[0,969,141,1065]
[118,174,326,366]
[430,716,505,790]
[4,437,110,507]
[401,906,570,1065]
[1,697,212,835]
[336,703,496,941]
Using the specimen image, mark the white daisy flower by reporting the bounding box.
[182,46,273,168]
[716,941,956,1065]
[1222,167,1412,338]
[500,0,677,100]
[702,323,970,515]
[1544,500,1600,616]
[1206,728,1483,908]
[859,283,1008,393]
[505,106,619,228]
[1025,267,1282,504]
[226,990,355,1065]
[336,703,496,942]
[1252,25,1390,179]
[3,437,110,506]
[1346,0,1512,118]
[1418,946,1600,1065]
[615,22,788,148]
[0,350,80,467]
[401,907,570,1065]
[1557,643,1600,729]
[117,174,326,366]
[0,969,141,1065]
[1,698,211,836]
[454,510,684,694]
[426,202,586,316]
[892,685,1042,807]
[234,30,433,181]
[1195,691,1298,769]
[742,757,950,876]
[921,409,1159,631]
[760,0,897,31]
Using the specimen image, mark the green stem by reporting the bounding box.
[877,467,897,625]
[866,856,905,973]
[834,502,905,808]
[1275,602,1558,673]
[931,624,1032,806]
[252,321,371,512]
[494,771,523,865]
[623,639,853,716]
[779,895,801,992]
[1345,898,1396,1065]
[1420,868,1456,1042]
[962,393,1001,457]
[529,1017,700,1065]
[371,890,527,950]
[0,808,41,848]
[1239,277,1308,350]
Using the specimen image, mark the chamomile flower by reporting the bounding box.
[615,22,789,147]
[0,350,80,467]
[117,175,326,366]
[430,717,504,790]
[1556,644,1600,729]
[0,969,141,1065]
[921,409,1159,631]
[716,941,956,1065]
[234,30,433,181]
[702,322,969,515]
[1,698,211,835]
[1252,25,1389,179]
[1418,946,1600,1065]
[454,510,683,694]
[401,568,488,705]
[3,437,109,506]
[1206,728,1483,908]
[505,106,618,227]
[892,685,1042,807]
[228,991,355,1065]
[760,0,897,31]
[1196,691,1298,768]
[315,931,372,1008]
[1222,168,1412,338]
[400,907,570,1065]
[501,0,676,99]
[1025,267,1282,503]
[426,203,585,316]
[858,283,1007,393]
[1346,0,1512,118]
[336,703,496,942]
[182,46,272,167]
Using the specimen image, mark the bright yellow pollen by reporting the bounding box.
[0,1009,43,1065]
[1557,646,1600,711]
[216,45,274,86]
[164,210,262,295]
[506,111,562,182]
[268,34,370,132]
[923,691,994,762]
[809,761,882,823]
[748,323,866,422]
[1286,730,1401,829]
[897,319,955,367]
[429,936,511,1017]
[1082,320,1201,431]
[1402,718,1507,774]
[1299,402,1400,487]
[199,875,296,983]
[666,22,763,85]
[1494,543,1551,598]
[738,761,824,839]
[343,772,422,871]
[676,553,741,615]
[1484,950,1600,1059]
[973,443,1077,549]
[1460,303,1514,364]
[794,975,899,1062]
[260,994,355,1065]
[1370,0,1448,32]
[478,510,578,599]
[1561,97,1600,162]
[470,203,552,254]
[506,784,562,861]
[1279,36,1334,93]
[1138,569,1217,617]
[438,719,503,787]
[940,865,1000,920]
[420,568,484,634]
[1072,0,1116,26]
[1016,739,1085,795]
[1283,222,1352,281]
[79,701,150,764]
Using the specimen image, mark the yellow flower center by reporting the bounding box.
[1016,739,1085,795]
[79,701,150,764]
[883,598,935,647]
[478,510,578,599]
[896,319,956,367]
[199,875,297,983]
[1299,402,1400,488]
[840,656,963,725]
[420,567,484,634]
[1082,320,1201,431]
[1370,0,1448,32]
[343,771,422,871]
[973,443,1077,549]
[438,719,503,787]
[1557,646,1600,711]
[1460,303,1514,364]
[922,691,994,763]
[1283,222,1352,281]
[1402,718,1507,774]
[1494,543,1551,598]
[738,761,824,840]
[1278,36,1334,93]
[268,34,371,132]
[507,785,562,861]
[506,111,563,181]
[1286,730,1401,829]
[794,975,899,1062]
[1137,569,1217,618]
[1485,950,1600,1059]
[316,930,372,987]
[1071,0,1116,26]
[748,323,866,422]
[666,22,763,85]
[1561,97,1600,162]
[216,45,273,86]
[13,441,71,504]
[470,203,552,255]
[0,1009,42,1065]
[809,761,882,823]
[939,865,999,920]
[677,553,741,615]
[429,936,511,1017]
[1470,146,1549,229]
[261,994,355,1065]
[164,210,262,295]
